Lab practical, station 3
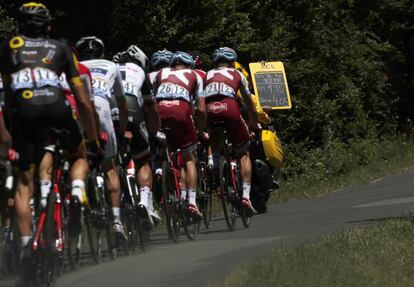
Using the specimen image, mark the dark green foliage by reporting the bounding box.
[0,0,413,177]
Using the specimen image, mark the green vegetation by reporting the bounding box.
[274,134,414,201]
[0,1,413,180]
[211,215,414,287]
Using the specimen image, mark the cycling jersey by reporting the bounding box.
[194,69,206,80]
[0,35,83,170]
[152,67,203,153]
[117,62,150,161]
[204,67,251,151]
[81,59,124,162]
[117,62,145,107]
[81,59,124,109]
[203,67,250,99]
[152,67,203,103]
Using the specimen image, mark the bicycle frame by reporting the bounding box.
[33,150,64,255]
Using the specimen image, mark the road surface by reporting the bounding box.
[2,169,414,287]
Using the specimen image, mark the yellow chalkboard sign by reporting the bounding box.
[249,61,291,109]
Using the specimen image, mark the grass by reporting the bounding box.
[210,215,414,287]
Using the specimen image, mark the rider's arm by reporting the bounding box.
[64,49,98,142]
[142,77,160,135]
[195,73,206,133]
[113,68,128,137]
[239,72,258,128]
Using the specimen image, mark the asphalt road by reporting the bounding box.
[2,170,414,287]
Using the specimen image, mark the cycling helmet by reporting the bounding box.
[18,2,51,37]
[150,50,173,68]
[75,36,105,61]
[212,47,238,63]
[169,51,195,69]
[125,45,148,69]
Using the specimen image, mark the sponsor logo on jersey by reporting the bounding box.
[25,41,56,49]
[208,102,228,113]
[159,100,180,107]
[42,57,52,64]
[9,37,24,49]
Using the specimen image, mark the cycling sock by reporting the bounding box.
[242,182,251,200]
[188,189,196,205]
[19,236,32,259]
[213,152,220,169]
[147,190,155,211]
[180,188,187,201]
[71,180,86,204]
[112,207,121,223]
[139,186,150,207]
[208,154,214,168]
[39,179,51,208]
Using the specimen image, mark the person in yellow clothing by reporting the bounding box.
[234,61,283,213]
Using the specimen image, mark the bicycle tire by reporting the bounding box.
[198,166,213,229]
[219,156,237,231]
[161,160,180,242]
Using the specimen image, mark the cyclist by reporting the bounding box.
[76,36,128,239]
[203,47,258,216]
[151,51,206,220]
[0,2,99,279]
[115,45,161,224]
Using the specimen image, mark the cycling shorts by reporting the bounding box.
[206,96,250,151]
[125,95,150,162]
[94,96,117,162]
[157,99,197,153]
[11,112,82,171]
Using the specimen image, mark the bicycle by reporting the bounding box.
[196,138,213,230]
[214,122,251,231]
[84,155,115,263]
[158,128,200,242]
[30,129,71,286]
[118,139,151,253]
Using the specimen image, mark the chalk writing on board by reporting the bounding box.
[254,72,288,107]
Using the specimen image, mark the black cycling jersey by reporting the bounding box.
[0,35,81,118]
[0,34,83,170]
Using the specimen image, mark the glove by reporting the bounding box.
[85,140,104,168]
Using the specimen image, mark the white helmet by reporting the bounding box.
[126,45,148,69]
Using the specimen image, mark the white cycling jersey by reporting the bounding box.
[81,59,124,108]
[117,62,145,107]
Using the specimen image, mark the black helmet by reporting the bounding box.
[18,2,51,37]
[75,36,105,61]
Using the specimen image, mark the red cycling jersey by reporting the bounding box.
[152,67,204,152]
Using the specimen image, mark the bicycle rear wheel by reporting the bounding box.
[197,165,213,230]
[219,156,237,231]
[161,161,180,242]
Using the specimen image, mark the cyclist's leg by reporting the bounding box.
[223,99,256,213]
[94,96,125,236]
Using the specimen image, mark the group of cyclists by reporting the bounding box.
[0,2,281,285]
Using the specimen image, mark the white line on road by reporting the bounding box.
[351,196,414,208]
